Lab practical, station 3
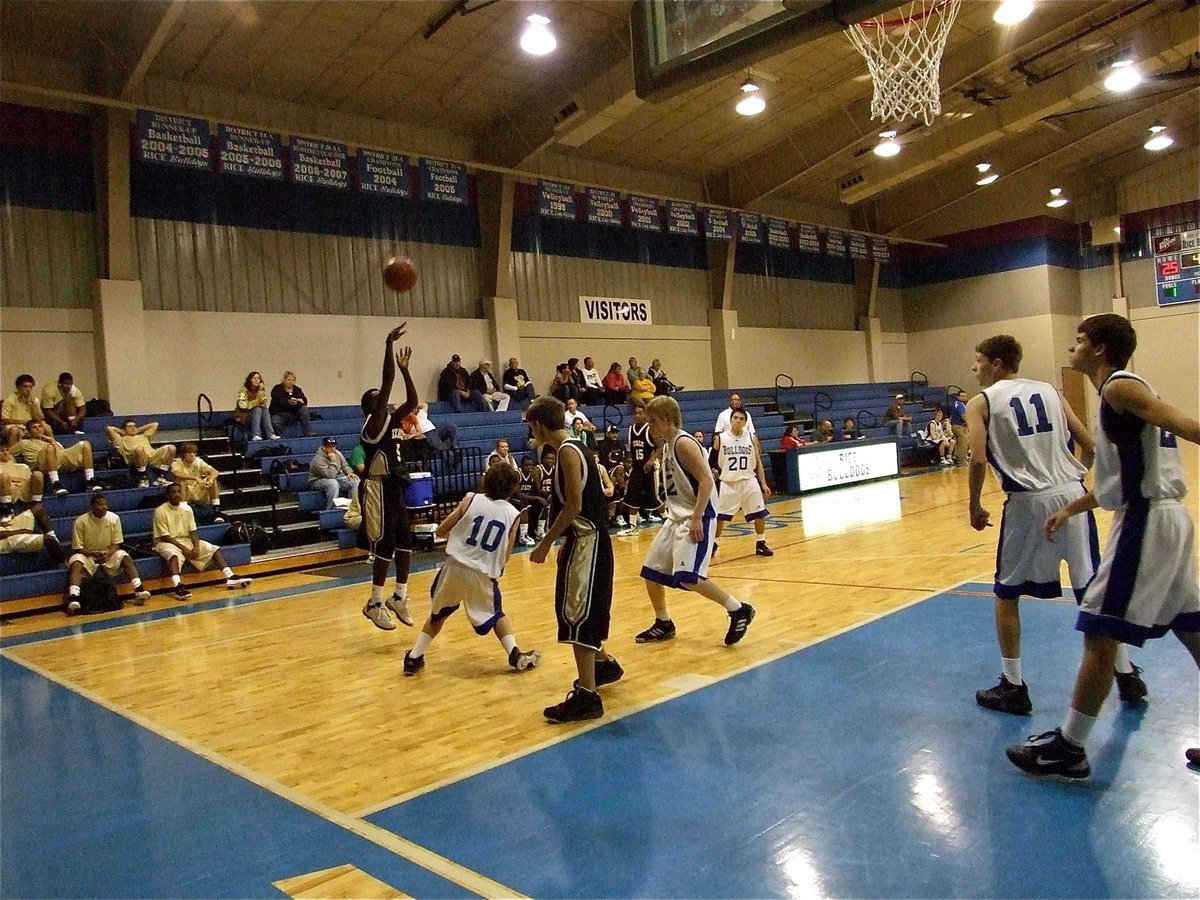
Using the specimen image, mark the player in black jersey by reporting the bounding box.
[620,403,662,535]
[527,397,622,722]
[359,325,419,632]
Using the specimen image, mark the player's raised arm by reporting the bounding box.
[364,324,406,435]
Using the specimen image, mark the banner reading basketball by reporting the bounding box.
[290,137,348,190]
[136,111,209,170]
[218,125,283,180]
[579,297,652,325]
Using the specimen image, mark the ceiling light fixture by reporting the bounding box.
[520,13,556,55]
[1144,124,1174,151]
[976,162,992,173]
[735,81,766,116]
[993,0,1034,26]
[977,173,999,186]
[1103,58,1142,93]
[1046,187,1069,208]
[874,130,901,158]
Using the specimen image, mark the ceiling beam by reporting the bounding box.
[119,0,186,100]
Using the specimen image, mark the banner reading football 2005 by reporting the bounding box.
[579,296,652,325]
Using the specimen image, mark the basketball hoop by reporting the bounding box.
[847,0,961,126]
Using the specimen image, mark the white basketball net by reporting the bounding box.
[847,0,961,126]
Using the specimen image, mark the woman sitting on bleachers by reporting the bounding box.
[236,371,276,441]
[780,424,807,449]
[602,362,628,405]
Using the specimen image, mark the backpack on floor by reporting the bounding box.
[79,569,122,614]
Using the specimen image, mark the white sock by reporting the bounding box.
[48,471,60,484]
[500,633,517,654]
[222,567,234,579]
[1062,708,1097,748]
[171,575,181,586]
[69,584,80,597]
[31,493,42,501]
[393,582,408,602]
[84,468,94,480]
[370,584,384,603]
[1001,657,1022,686]
[411,631,432,658]
[1113,644,1133,674]
[131,578,142,589]
[723,597,741,612]
[211,499,221,508]
[518,523,528,539]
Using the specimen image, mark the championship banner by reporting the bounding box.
[702,207,733,240]
[357,148,411,197]
[136,110,210,170]
[290,137,349,190]
[871,237,891,263]
[848,233,870,260]
[766,217,791,249]
[796,223,821,254]
[586,187,622,226]
[420,157,469,205]
[666,200,698,235]
[824,228,848,257]
[217,125,283,180]
[738,212,762,245]
[580,296,652,324]
[628,194,661,232]
[537,179,577,220]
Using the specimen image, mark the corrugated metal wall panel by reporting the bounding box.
[734,274,856,330]
[0,206,98,309]
[132,218,483,320]
[876,287,905,332]
[511,252,708,325]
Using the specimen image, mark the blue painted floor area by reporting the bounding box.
[371,587,1200,899]
[0,657,472,899]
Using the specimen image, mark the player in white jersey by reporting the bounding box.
[712,408,773,558]
[1005,315,1200,777]
[402,463,540,676]
[636,396,755,646]
[966,333,1145,716]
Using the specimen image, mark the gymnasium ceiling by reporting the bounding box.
[2,0,1197,237]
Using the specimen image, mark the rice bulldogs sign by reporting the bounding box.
[579,297,652,325]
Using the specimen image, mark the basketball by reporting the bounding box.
[383,256,417,293]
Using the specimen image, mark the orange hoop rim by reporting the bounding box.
[855,0,957,30]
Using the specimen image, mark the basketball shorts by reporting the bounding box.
[155,539,218,571]
[357,476,410,558]
[1,465,36,502]
[624,468,657,510]
[184,482,213,504]
[716,478,768,522]
[69,549,128,575]
[1077,498,1200,646]
[995,483,1098,601]
[120,445,173,467]
[429,557,503,635]
[56,442,87,472]
[640,508,715,589]
[555,518,613,650]
[0,510,45,554]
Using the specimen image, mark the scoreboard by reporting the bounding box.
[1153,228,1200,306]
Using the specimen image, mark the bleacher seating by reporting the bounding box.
[1,380,952,618]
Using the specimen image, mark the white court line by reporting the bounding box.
[1,650,526,900]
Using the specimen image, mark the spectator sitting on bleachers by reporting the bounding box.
[625,356,645,390]
[550,363,580,405]
[814,420,835,443]
[399,402,459,462]
[153,482,252,601]
[14,420,100,495]
[469,360,510,412]
[486,438,520,473]
[629,371,656,407]
[647,358,681,395]
[2,374,46,445]
[438,354,487,413]
[502,357,537,409]
[566,358,586,398]
[570,418,595,450]
[924,406,956,465]
[171,443,225,521]
[563,398,596,436]
[237,371,277,441]
[309,437,358,510]
[0,439,45,503]
[348,440,367,476]
[883,393,912,436]
[66,492,150,614]
[841,417,865,441]
[0,501,64,565]
[106,419,176,488]
[602,363,628,405]
[714,393,755,436]
[40,372,86,435]
[270,371,316,437]
[579,357,604,406]
[594,448,630,529]
[595,424,626,471]
[780,424,807,449]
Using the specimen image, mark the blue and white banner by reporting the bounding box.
[585,187,622,226]
[217,125,283,180]
[136,110,210,170]
[537,179,577,220]
[871,237,891,263]
[580,296,652,324]
[738,213,762,244]
[357,148,411,197]
[702,207,733,240]
[420,158,469,205]
[848,233,870,260]
[766,217,791,249]
[796,223,821,254]
[290,137,348,189]
[824,228,848,257]
[628,195,661,232]
[666,200,698,235]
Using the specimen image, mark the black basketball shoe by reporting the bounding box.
[403,650,425,676]
[1115,663,1148,705]
[595,656,625,686]
[635,619,676,643]
[1006,728,1091,779]
[544,687,603,723]
[976,675,1032,715]
[724,603,755,645]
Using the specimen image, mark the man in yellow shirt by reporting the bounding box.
[0,502,65,564]
[67,492,150,614]
[2,374,45,446]
[106,419,176,488]
[41,372,87,435]
[153,482,250,601]
[13,420,100,496]
[170,443,224,521]
[0,440,45,504]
